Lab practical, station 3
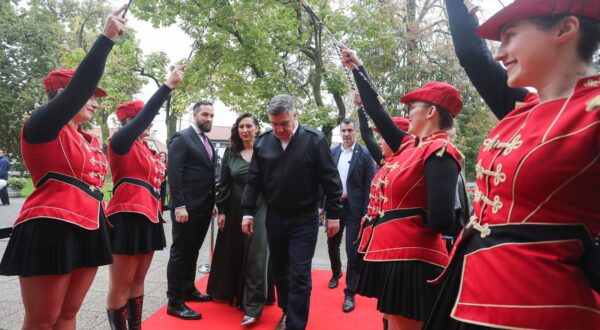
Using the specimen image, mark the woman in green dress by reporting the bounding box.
[207,113,272,326]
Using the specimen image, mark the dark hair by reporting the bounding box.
[159,151,167,160]
[268,94,295,115]
[340,118,356,126]
[193,100,213,113]
[424,103,454,131]
[230,113,260,154]
[530,15,600,64]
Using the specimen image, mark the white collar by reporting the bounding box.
[342,142,356,153]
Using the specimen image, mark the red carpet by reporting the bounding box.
[143,270,381,329]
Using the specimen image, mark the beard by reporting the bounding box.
[196,119,212,133]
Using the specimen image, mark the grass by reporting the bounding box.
[21,178,114,202]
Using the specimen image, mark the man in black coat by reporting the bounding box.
[166,101,216,320]
[325,118,375,313]
[241,94,343,330]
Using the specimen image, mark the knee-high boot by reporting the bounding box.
[107,304,128,330]
[126,295,144,330]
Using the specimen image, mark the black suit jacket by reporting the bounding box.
[167,126,216,212]
[331,143,375,219]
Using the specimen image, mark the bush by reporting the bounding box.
[7,177,27,190]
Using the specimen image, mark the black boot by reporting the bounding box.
[107,304,128,330]
[127,295,144,330]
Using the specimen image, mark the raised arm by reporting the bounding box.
[110,65,185,155]
[357,107,383,165]
[24,7,127,143]
[445,0,530,119]
[341,49,408,151]
[110,86,171,154]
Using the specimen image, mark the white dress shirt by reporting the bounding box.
[337,143,355,198]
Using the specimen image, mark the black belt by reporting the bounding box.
[37,172,103,202]
[375,208,428,226]
[457,223,599,291]
[459,223,592,253]
[0,173,104,239]
[113,178,160,200]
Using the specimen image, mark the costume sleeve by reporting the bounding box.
[353,65,407,151]
[24,35,114,143]
[362,150,376,216]
[423,154,460,233]
[358,107,383,165]
[445,0,529,119]
[110,85,171,155]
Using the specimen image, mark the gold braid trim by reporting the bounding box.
[586,95,600,112]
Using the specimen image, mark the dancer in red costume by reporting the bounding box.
[104,65,185,329]
[425,1,600,329]
[342,48,464,330]
[0,5,128,329]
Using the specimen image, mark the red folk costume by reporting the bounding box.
[15,70,108,230]
[105,101,165,223]
[363,131,462,267]
[359,118,413,255]
[363,83,463,265]
[431,1,600,328]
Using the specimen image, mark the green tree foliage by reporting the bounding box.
[132,0,349,138]
[0,0,147,172]
[0,0,65,171]
[131,0,496,179]
[56,0,145,144]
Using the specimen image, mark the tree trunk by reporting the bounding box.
[100,109,110,144]
[165,96,178,141]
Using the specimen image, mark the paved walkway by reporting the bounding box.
[0,199,347,329]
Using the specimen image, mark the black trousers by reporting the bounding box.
[327,201,360,296]
[167,208,212,305]
[266,209,319,330]
[0,186,9,205]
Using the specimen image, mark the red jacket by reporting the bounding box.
[438,75,600,329]
[362,132,462,268]
[15,125,107,229]
[359,135,415,254]
[105,139,165,223]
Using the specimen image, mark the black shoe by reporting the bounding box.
[185,290,212,302]
[107,304,128,330]
[328,273,342,289]
[342,295,355,313]
[167,303,202,320]
[126,295,143,330]
[275,314,287,330]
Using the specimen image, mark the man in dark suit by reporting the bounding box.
[326,118,375,313]
[166,101,216,320]
[241,95,343,330]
